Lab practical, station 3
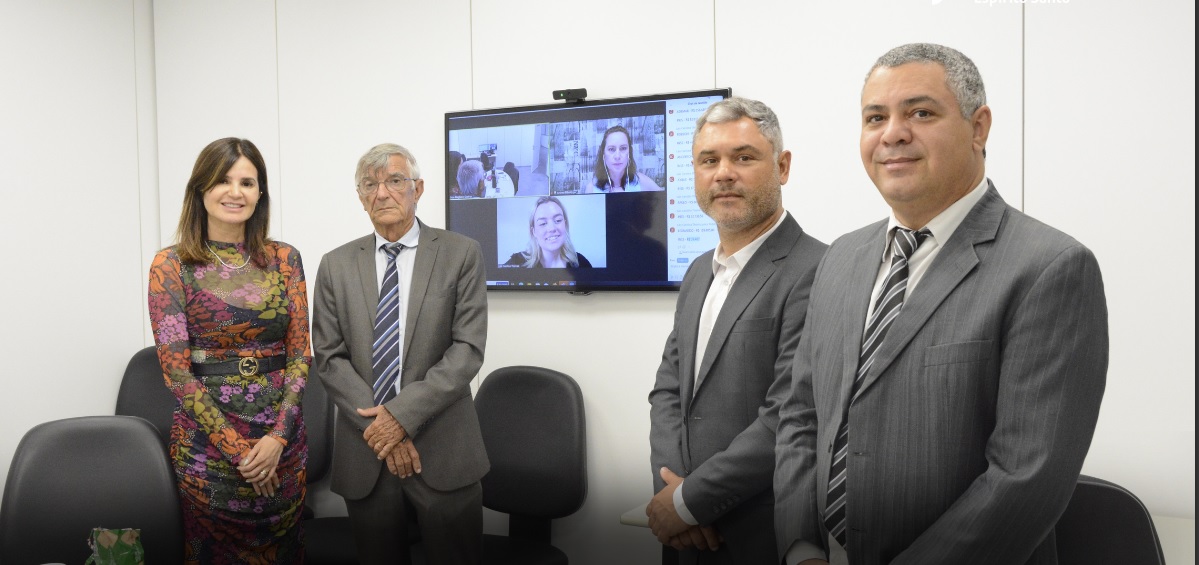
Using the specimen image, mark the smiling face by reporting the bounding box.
[203,155,260,242]
[359,154,424,240]
[531,200,568,255]
[692,117,789,244]
[603,130,631,179]
[860,62,990,228]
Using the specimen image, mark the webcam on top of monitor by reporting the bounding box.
[552,88,587,103]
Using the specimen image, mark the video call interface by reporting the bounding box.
[445,91,727,291]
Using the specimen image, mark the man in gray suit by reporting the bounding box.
[313,143,489,564]
[647,97,827,564]
[774,43,1108,565]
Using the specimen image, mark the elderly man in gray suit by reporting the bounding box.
[775,44,1108,565]
[313,143,489,564]
[647,97,827,564]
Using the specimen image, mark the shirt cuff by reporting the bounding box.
[784,539,826,565]
[672,480,700,526]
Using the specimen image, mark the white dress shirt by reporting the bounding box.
[373,222,420,396]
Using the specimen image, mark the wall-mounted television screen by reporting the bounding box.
[444,88,730,292]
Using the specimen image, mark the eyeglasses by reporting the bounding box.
[357,176,417,196]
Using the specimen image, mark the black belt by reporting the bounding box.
[193,355,286,377]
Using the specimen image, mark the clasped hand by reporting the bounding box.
[358,405,422,478]
[646,467,722,551]
[238,436,283,497]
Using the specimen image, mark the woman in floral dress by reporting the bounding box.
[148,137,309,564]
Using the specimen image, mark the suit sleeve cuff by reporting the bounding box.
[672,480,700,526]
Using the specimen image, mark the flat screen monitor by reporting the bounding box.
[444,88,730,292]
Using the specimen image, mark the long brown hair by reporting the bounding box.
[592,125,638,191]
[174,138,271,266]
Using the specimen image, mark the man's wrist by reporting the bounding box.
[671,479,700,525]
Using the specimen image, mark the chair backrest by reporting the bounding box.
[476,366,586,540]
[303,363,333,483]
[0,416,184,565]
[115,345,175,445]
[1055,474,1165,565]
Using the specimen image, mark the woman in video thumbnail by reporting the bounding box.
[504,195,592,268]
[586,125,662,193]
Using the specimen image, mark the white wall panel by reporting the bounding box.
[275,0,474,271]
[1025,0,1195,527]
[153,0,280,243]
[0,0,146,497]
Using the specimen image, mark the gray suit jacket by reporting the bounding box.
[650,214,826,563]
[775,185,1108,564]
[313,220,489,500]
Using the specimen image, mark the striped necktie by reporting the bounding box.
[824,227,930,548]
[372,243,404,405]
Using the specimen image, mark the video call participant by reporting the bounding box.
[456,159,486,199]
[774,43,1108,565]
[446,150,465,197]
[148,137,310,563]
[313,143,489,564]
[503,195,593,268]
[503,161,520,195]
[586,124,663,193]
[646,97,827,564]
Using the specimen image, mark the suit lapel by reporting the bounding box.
[356,235,379,326]
[853,185,1005,400]
[834,223,889,419]
[678,266,712,406]
[403,222,438,378]
[692,218,800,399]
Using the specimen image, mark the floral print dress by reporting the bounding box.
[148,240,310,565]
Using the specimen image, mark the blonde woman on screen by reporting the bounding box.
[504,196,592,268]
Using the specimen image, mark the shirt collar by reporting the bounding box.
[712,211,788,275]
[374,220,421,252]
[883,176,989,259]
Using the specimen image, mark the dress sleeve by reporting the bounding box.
[147,249,252,464]
[268,244,311,445]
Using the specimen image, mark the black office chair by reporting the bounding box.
[475,366,587,564]
[1055,474,1166,565]
[302,364,362,565]
[0,416,184,565]
[115,345,176,445]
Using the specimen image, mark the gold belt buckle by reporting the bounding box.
[238,357,259,376]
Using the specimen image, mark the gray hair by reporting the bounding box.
[694,96,784,158]
[456,159,485,197]
[868,43,987,119]
[355,143,422,186]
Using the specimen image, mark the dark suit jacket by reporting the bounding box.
[312,220,490,499]
[775,184,1108,564]
[650,214,826,563]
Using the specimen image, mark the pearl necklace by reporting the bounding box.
[207,243,249,270]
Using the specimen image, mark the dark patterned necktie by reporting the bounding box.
[824,227,930,547]
[372,243,404,405]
